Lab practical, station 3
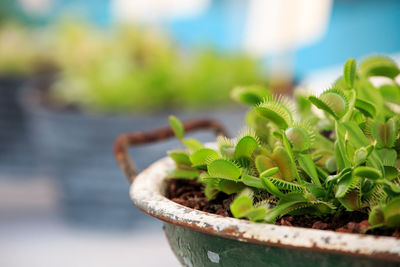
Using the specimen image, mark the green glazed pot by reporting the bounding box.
[130,157,400,267]
[114,120,400,266]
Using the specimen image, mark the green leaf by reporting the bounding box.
[255,155,276,174]
[371,118,397,148]
[383,197,400,227]
[334,141,346,170]
[234,136,259,161]
[230,194,253,218]
[260,177,285,198]
[168,151,192,167]
[356,78,384,116]
[304,183,326,199]
[359,56,400,79]
[341,89,356,122]
[338,188,361,211]
[354,98,376,118]
[167,168,200,179]
[344,133,355,163]
[312,155,323,162]
[326,167,352,183]
[298,154,321,186]
[230,85,271,106]
[309,89,348,120]
[380,84,400,105]
[335,172,356,198]
[217,136,235,159]
[169,115,184,139]
[340,122,385,175]
[280,200,335,216]
[272,146,297,182]
[335,136,350,171]
[208,159,241,181]
[190,148,219,167]
[325,156,337,173]
[230,188,269,221]
[384,166,398,181]
[316,166,329,181]
[309,96,338,119]
[295,92,312,114]
[264,201,303,223]
[260,167,279,178]
[183,138,204,152]
[246,206,268,222]
[241,173,264,189]
[369,205,385,226]
[376,148,397,167]
[254,99,293,130]
[353,166,382,180]
[268,177,305,192]
[344,58,357,88]
[285,126,311,152]
[381,180,400,195]
[203,178,219,200]
[218,180,245,195]
[260,177,294,199]
[353,147,371,166]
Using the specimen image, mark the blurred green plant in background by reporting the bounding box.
[46,22,267,113]
[0,18,267,113]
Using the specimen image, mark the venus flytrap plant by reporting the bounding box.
[230,188,269,222]
[166,55,400,231]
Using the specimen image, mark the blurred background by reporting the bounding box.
[0,0,399,266]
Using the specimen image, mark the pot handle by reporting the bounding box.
[114,118,229,184]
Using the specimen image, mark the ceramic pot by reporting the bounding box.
[114,119,400,266]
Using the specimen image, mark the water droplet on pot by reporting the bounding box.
[183,256,193,267]
[207,251,220,263]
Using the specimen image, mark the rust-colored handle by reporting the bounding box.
[114,118,229,183]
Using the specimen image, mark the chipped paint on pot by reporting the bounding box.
[130,157,400,265]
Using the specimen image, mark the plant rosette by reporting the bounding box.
[115,56,400,265]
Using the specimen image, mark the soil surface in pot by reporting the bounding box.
[166,179,400,238]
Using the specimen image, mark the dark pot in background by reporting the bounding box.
[22,85,246,230]
[0,75,35,176]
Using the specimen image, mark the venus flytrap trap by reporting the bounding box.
[230,188,269,222]
[359,56,400,79]
[166,55,400,233]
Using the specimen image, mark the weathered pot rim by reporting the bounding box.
[131,156,400,262]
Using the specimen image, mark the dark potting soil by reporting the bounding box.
[166,179,400,238]
[166,178,234,217]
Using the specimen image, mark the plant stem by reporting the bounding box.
[281,130,303,184]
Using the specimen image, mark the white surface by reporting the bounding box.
[0,220,179,267]
[112,0,210,24]
[18,0,53,15]
[244,0,332,55]
[0,177,180,267]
